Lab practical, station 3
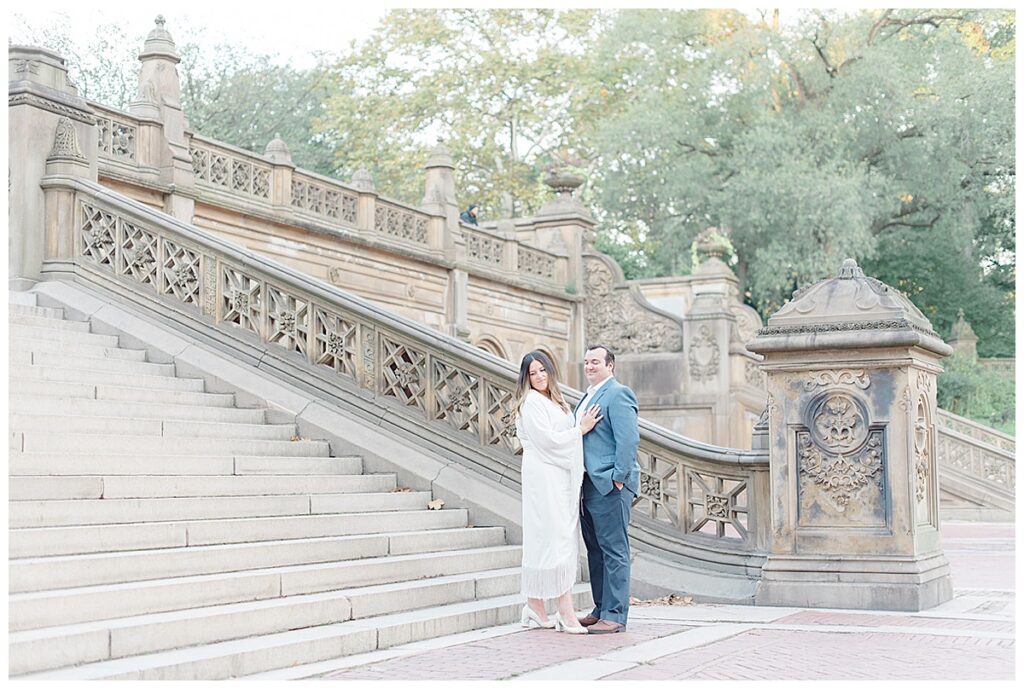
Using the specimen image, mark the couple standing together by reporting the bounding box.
[514,345,639,635]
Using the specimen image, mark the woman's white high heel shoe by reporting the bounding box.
[553,612,589,634]
[521,605,555,629]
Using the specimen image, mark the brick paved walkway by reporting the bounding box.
[314,520,1015,681]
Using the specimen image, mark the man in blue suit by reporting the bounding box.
[574,345,640,634]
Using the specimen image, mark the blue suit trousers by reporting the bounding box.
[580,473,632,625]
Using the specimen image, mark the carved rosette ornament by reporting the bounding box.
[688,325,720,382]
[583,255,682,354]
[797,391,886,521]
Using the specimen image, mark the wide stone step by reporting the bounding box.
[9,291,38,307]
[8,324,120,347]
[8,303,64,319]
[9,473,395,501]
[8,379,236,407]
[11,414,296,440]
[9,312,91,332]
[8,568,522,675]
[11,365,205,391]
[19,352,176,376]
[8,453,362,479]
[10,546,522,631]
[17,432,330,456]
[15,586,590,680]
[9,492,433,528]
[9,396,265,424]
[9,337,146,361]
[10,522,495,592]
[10,508,475,563]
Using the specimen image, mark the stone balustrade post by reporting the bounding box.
[421,142,468,340]
[9,44,97,289]
[132,16,195,223]
[747,258,953,611]
[350,168,377,234]
[264,134,295,209]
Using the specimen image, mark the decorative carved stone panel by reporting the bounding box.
[484,382,520,454]
[635,450,682,528]
[361,326,376,390]
[160,239,201,309]
[266,285,308,357]
[380,336,428,412]
[431,360,480,437]
[688,325,720,383]
[465,232,504,267]
[49,117,86,161]
[685,469,749,540]
[119,220,158,290]
[97,116,136,162]
[221,266,262,335]
[519,246,556,280]
[796,391,887,527]
[80,202,117,270]
[313,307,358,380]
[583,255,683,354]
[374,204,428,244]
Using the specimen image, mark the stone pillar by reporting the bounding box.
[9,45,97,289]
[747,258,953,611]
[421,142,469,339]
[264,134,295,209]
[421,141,460,232]
[132,16,195,222]
[351,168,377,233]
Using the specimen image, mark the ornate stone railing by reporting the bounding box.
[189,136,273,203]
[91,103,138,165]
[373,198,430,246]
[518,245,557,281]
[936,412,1015,497]
[290,170,358,225]
[464,225,508,269]
[42,175,770,569]
[937,409,1015,453]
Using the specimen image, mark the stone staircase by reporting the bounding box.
[8,292,586,679]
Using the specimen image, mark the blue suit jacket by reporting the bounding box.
[575,378,641,496]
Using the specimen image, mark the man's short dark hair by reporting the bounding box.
[585,344,615,366]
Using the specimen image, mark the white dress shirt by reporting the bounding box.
[574,375,614,425]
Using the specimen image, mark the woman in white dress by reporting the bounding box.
[514,350,602,634]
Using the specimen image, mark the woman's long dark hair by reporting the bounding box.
[513,350,570,417]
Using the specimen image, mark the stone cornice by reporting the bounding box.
[9,87,96,125]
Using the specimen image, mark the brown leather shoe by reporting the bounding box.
[587,619,625,634]
[577,614,600,627]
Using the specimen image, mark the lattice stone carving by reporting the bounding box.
[380,336,428,411]
[635,450,682,527]
[160,239,201,307]
[119,220,158,289]
[484,383,520,454]
[583,255,683,354]
[685,470,749,540]
[97,116,136,162]
[202,255,218,317]
[267,285,308,357]
[313,307,358,380]
[519,246,556,280]
[290,175,358,225]
[191,144,271,200]
[375,204,429,244]
[221,266,262,334]
[361,326,376,389]
[688,325,720,382]
[80,202,117,269]
[432,361,480,436]
[466,232,504,266]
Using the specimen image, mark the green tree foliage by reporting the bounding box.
[590,9,1015,355]
[937,352,1015,434]
[314,9,615,215]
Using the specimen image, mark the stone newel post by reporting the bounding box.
[746,259,953,611]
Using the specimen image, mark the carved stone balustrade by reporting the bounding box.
[747,258,954,611]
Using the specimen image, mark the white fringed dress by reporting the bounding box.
[515,389,585,599]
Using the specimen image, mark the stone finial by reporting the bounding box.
[537,167,591,218]
[263,133,293,166]
[47,117,86,162]
[140,14,179,62]
[424,141,455,170]
[352,168,376,192]
[950,309,978,341]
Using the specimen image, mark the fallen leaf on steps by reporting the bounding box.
[290,436,302,442]
[630,593,695,606]
[393,487,412,493]
[427,498,445,510]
